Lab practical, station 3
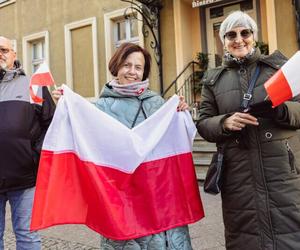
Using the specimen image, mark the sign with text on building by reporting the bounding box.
[192,0,223,8]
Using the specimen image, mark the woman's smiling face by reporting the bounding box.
[224,26,254,59]
[117,52,145,85]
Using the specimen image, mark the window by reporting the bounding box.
[241,0,253,11]
[22,31,49,75]
[32,40,45,72]
[210,6,223,18]
[104,8,143,81]
[114,16,139,48]
[210,0,254,19]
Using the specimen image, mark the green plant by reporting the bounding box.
[193,70,205,94]
[195,52,209,71]
[256,41,269,55]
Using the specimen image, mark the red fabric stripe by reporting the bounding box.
[31,151,204,240]
[29,86,43,103]
[30,72,54,86]
[264,69,292,107]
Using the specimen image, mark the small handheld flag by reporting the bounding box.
[29,62,55,103]
[264,51,300,107]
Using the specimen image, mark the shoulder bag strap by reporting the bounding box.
[220,65,261,151]
[240,65,261,110]
[131,99,145,128]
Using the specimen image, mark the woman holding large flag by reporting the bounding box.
[52,42,203,249]
[96,43,197,250]
[197,10,300,250]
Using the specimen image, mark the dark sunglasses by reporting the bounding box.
[224,29,253,41]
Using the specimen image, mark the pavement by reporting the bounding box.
[3,186,225,250]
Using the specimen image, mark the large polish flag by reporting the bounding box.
[29,62,55,104]
[264,51,300,107]
[30,85,204,240]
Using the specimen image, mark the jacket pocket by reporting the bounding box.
[286,140,298,174]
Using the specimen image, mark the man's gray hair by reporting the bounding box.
[0,36,14,51]
[219,11,258,44]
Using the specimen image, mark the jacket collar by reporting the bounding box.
[0,60,26,83]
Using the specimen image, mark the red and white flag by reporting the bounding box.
[264,51,300,107]
[29,62,55,103]
[30,85,204,240]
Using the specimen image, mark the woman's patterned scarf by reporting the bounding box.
[109,79,149,96]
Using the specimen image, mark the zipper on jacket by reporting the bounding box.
[254,127,275,247]
[285,140,297,174]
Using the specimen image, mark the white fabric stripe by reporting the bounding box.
[35,62,50,74]
[281,51,300,97]
[31,85,39,94]
[42,85,196,173]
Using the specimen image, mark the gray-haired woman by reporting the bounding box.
[197,11,300,250]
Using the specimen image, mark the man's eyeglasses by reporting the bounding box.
[224,29,253,41]
[0,47,12,54]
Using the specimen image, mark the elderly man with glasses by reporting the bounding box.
[0,36,55,250]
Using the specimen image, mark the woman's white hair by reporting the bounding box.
[219,11,258,44]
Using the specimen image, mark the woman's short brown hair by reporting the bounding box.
[109,42,151,81]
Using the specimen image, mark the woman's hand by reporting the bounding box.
[52,88,63,104]
[177,96,189,111]
[223,112,259,131]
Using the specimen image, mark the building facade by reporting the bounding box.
[0,0,298,100]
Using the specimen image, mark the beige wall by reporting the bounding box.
[0,0,168,95]
[265,0,298,56]
[157,0,177,94]
[173,0,201,73]
[146,0,203,96]
[165,0,201,96]
[259,0,268,43]
[0,0,130,92]
[191,6,201,54]
[274,0,298,57]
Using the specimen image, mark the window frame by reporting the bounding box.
[22,31,49,75]
[114,16,140,48]
[31,40,45,72]
[104,8,144,82]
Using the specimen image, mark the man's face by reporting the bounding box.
[0,37,16,70]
